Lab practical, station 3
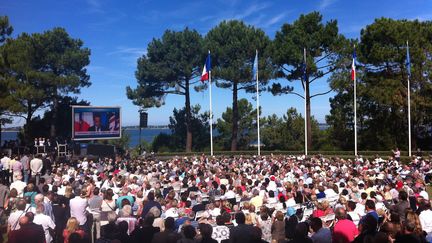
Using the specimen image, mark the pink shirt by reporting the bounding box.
[333,219,358,243]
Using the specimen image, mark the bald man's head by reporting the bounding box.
[19,216,29,226]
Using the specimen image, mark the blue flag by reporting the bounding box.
[252,51,258,81]
[406,42,411,77]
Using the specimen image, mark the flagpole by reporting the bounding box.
[303,48,308,156]
[208,51,214,156]
[407,41,411,157]
[256,50,261,156]
[354,46,358,157]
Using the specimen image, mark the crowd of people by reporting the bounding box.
[0,151,432,243]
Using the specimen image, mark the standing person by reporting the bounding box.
[353,214,378,243]
[30,155,43,185]
[33,203,56,243]
[287,222,313,243]
[271,211,286,243]
[1,154,11,185]
[10,173,26,197]
[229,212,255,243]
[384,190,410,222]
[392,148,401,162]
[141,191,162,218]
[178,225,196,243]
[20,154,30,183]
[0,178,9,211]
[52,194,69,243]
[333,207,358,243]
[100,188,116,226]
[7,199,27,232]
[419,201,432,241]
[11,156,22,182]
[69,189,89,232]
[63,217,86,243]
[151,217,182,243]
[198,223,218,243]
[309,217,332,243]
[212,215,230,243]
[131,214,160,243]
[8,214,46,243]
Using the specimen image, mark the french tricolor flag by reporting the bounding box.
[201,51,211,82]
[351,47,356,81]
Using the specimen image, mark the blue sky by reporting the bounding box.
[2,0,431,126]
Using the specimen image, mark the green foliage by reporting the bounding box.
[1,27,90,142]
[216,98,258,150]
[327,18,432,150]
[0,16,13,43]
[152,105,210,152]
[126,28,203,108]
[0,16,16,131]
[261,108,323,150]
[104,128,131,151]
[21,96,89,141]
[205,20,273,150]
[270,11,349,148]
[126,28,204,152]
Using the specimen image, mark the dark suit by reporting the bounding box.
[151,229,182,243]
[8,223,45,243]
[131,225,160,243]
[88,125,108,132]
[384,200,410,222]
[229,224,256,243]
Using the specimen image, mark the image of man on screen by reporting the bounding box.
[88,113,108,132]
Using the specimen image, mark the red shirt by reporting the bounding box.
[333,219,358,243]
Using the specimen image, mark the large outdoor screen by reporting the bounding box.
[72,106,121,140]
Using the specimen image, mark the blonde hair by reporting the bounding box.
[66,217,80,233]
[65,186,73,198]
[406,211,423,236]
[245,213,253,225]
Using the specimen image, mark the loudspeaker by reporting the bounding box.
[140,112,148,128]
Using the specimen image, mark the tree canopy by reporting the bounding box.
[126,28,204,152]
[205,20,273,151]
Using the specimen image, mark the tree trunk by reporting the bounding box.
[306,79,312,150]
[231,82,238,151]
[25,107,32,145]
[185,80,192,152]
[50,90,58,138]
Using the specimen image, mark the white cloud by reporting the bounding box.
[233,2,272,20]
[85,0,105,13]
[107,46,147,67]
[262,13,286,28]
[319,0,338,10]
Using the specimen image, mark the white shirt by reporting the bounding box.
[30,158,43,175]
[355,203,366,217]
[70,196,88,225]
[8,210,24,231]
[10,180,27,197]
[420,209,432,233]
[286,198,296,207]
[348,211,360,226]
[34,213,56,243]
[1,156,10,170]
[212,225,230,243]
